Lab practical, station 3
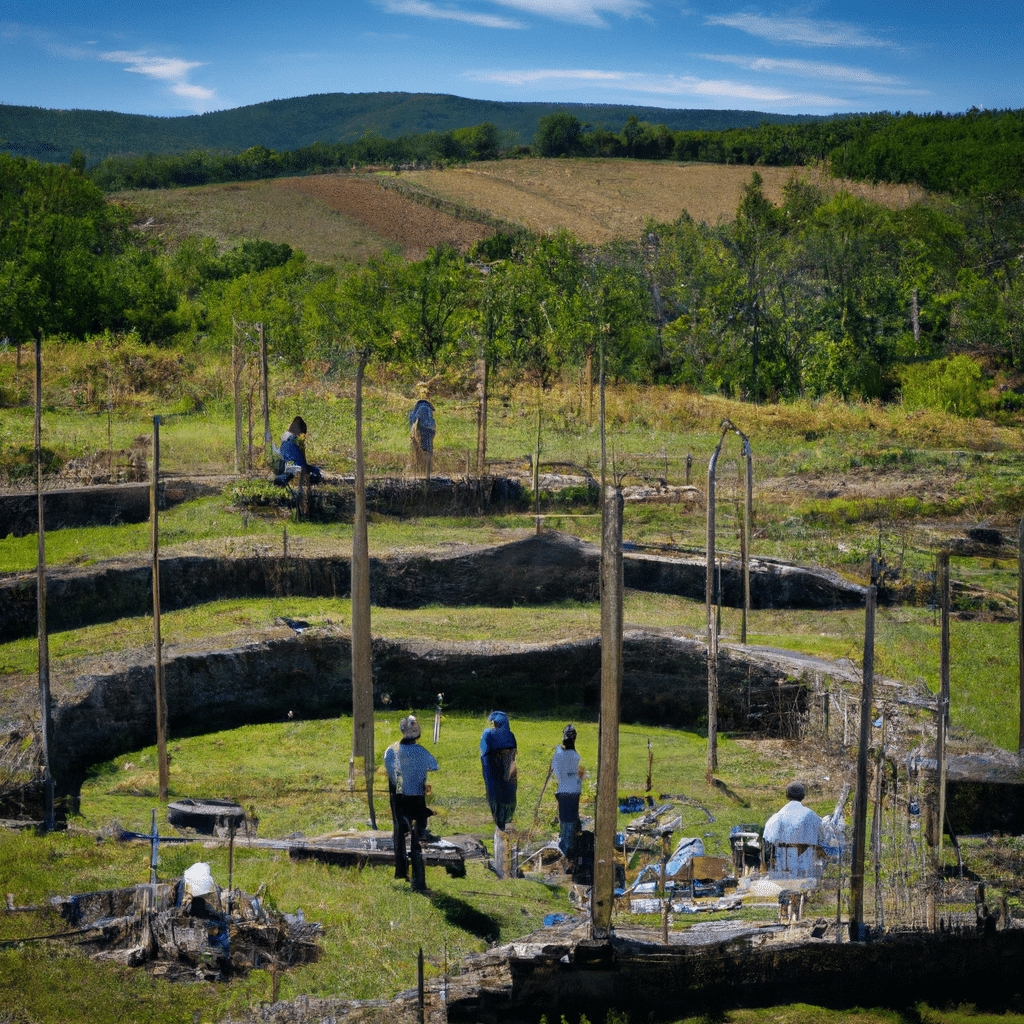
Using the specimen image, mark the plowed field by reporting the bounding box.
[275,174,492,261]
[127,161,929,266]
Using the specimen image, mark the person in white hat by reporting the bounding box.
[383,715,438,891]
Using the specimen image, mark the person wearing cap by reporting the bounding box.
[480,711,518,877]
[275,415,322,486]
[550,724,585,860]
[384,715,438,891]
[762,780,826,880]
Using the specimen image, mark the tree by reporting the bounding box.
[392,244,474,366]
[536,113,584,157]
[0,154,134,343]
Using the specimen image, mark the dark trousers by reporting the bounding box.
[556,792,581,859]
[390,791,429,890]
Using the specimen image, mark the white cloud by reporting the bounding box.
[380,1,527,28]
[474,68,627,84]
[381,0,648,29]
[705,13,893,49]
[464,67,850,106]
[99,50,215,110]
[698,53,905,86]
[102,52,205,82]
[489,0,649,27]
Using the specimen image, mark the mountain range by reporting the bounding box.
[0,91,826,165]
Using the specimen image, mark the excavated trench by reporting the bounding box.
[5,491,1022,1021]
[0,528,871,809]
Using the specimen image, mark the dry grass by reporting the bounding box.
[392,159,929,243]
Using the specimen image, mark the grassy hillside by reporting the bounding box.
[0,91,826,165]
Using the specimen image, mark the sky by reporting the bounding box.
[2,1,1021,120]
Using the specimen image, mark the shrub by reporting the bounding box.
[899,355,987,417]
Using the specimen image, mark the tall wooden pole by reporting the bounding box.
[34,334,54,829]
[938,551,950,728]
[259,323,272,469]
[849,584,876,940]
[1017,515,1023,758]
[741,435,752,644]
[592,347,623,939]
[476,357,487,479]
[232,327,243,475]
[351,352,376,829]
[935,551,950,872]
[705,428,727,780]
[152,416,169,802]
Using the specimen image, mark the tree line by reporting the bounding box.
[2,154,1023,414]
[78,107,1024,200]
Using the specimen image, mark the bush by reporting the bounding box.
[899,355,987,416]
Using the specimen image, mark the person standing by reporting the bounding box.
[480,711,517,877]
[550,724,585,861]
[408,396,436,478]
[384,715,438,891]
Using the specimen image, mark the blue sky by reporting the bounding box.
[2,1,1020,119]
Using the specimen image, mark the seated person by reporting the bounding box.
[763,780,826,880]
[274,416,322,486]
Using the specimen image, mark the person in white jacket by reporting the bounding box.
[550,724,585,860]
[762,781,826,880]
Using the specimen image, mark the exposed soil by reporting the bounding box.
[274,174,492,260]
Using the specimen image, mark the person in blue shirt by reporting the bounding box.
[481,711,518,878]
[275,416,322,486]
[480,711,518,830]
[384,715,438,891]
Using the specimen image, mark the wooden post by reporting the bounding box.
[1017,515,1024,758]
[591,482,624,938]
[476,357,487,479]
[417,946,425,1024]
[939,551,950,729]
[152,416,169,803]
[533,384,542,535]
[849,584,876,940]
[259,323,272,469]
[591,335,623,940]
[742,435,752,644]
[34,334,54,830]
[351,352,376,829]
[232,328,242,475]
[705,428,727,780]
[871,712,886,931]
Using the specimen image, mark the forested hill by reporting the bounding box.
[0,91,824,165]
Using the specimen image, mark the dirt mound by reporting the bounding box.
[275,174,491,260]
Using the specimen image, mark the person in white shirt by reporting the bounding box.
[384,715,438,891]
[550,724,585,860]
